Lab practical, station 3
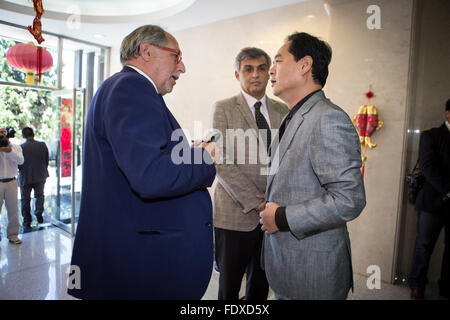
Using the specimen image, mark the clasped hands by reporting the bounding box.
[256,194,279,235]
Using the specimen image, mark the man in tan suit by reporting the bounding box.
[212,47,288,300]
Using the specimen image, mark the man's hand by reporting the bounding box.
[256,194,266,212]
[260,202,280,235]
[202,142,218,162]
[191,139,203,148]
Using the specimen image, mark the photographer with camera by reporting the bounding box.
[409,99,450,300]
[0,126,24,244]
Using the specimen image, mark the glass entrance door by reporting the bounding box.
[0,22,109,238]
[50,89,86,236]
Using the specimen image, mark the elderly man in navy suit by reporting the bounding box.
[68,25,217,299]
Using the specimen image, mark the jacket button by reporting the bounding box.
[205,221,211,227]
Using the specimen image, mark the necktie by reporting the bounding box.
[254,101,271,151]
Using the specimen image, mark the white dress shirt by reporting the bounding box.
[445,121,450,131]
[0,144,24,179]
[241,90,271,128]
[125,65,158,94]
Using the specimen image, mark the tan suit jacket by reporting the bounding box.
[212,93,288,232]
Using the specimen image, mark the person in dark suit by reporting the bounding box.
[409,99,450,300]
[18,127,49,228]
[68,25,217,299]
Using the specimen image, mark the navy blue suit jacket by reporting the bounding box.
[416,123,450,213]
[68,66,216,299]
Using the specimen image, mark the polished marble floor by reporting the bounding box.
[0,227,75,299]
[0,227,446,300]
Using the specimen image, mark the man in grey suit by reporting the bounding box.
[259,32,366,300]
[212,47,288,300]
[18,127,49,228]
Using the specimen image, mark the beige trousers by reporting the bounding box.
[0,179,20,239]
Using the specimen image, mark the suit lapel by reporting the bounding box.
[266,91,325,191]
[236,93,259,139]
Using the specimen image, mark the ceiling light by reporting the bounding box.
[323,3,331,16]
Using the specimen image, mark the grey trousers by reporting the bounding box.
[0,179,20,239]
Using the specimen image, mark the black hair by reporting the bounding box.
[446,98,450,111]
[22,127,34,138]
[287,32,332,87]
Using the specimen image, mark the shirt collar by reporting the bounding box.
[125,65,158,94]
[446,121,450,131]
[241,90,267,110]
[285,89,322,121]
[278,89,321,140]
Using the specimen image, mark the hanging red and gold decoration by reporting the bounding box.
[5,0,52,84]
[28,0,45,44]
[6,42,53,84]
[353,86,383,178]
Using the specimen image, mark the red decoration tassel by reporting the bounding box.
[37,46,42,83]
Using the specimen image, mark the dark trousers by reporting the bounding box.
[20,181,46,225]
[409,210,449,293]
[214,225,269,300]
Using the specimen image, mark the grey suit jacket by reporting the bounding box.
[18,139,49,187]
[263,91,366,299]
[212,93,288,232]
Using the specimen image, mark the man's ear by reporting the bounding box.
[140,42,151,61]
[235,71,240,82]
[298,56,313,75]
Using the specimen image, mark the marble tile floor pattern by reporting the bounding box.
[0,227,445,300]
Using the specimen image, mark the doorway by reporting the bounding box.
[0,22,109,237]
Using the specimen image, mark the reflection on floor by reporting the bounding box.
[0,191,81,237]
[0,227,446,300]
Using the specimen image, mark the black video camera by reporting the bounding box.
[443,192,450,203]
[0,126,16,147]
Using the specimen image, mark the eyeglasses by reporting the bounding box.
[149,43,182,64]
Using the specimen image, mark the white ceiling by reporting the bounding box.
[0,0,309,47]
[3,0,196,16]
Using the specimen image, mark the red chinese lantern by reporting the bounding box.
[6,42,53,84]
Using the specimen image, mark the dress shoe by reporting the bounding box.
[438,280,449,299]
[23,223,31,229]
[36,215,44,224]
[410,288,425,300]
[8,235,22,245]
[439,288,449,299]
